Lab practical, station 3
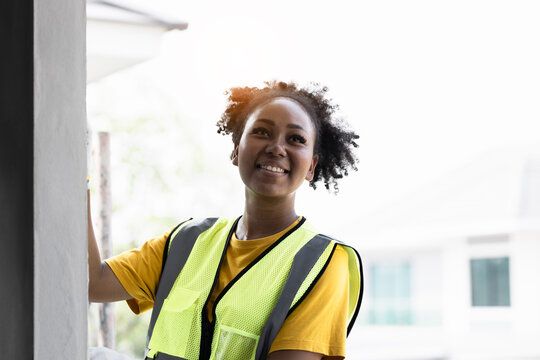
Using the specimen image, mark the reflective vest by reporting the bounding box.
[145,217,363,360]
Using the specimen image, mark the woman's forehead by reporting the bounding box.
[246,97,314,130]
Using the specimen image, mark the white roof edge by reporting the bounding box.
[87,0,188,31]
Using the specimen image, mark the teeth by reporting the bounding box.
[261,165,285,173]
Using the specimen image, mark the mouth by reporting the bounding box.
[256,164,289,174]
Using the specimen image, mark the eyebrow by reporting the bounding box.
[255,118,306,131]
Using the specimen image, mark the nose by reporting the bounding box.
[265,137,287,157]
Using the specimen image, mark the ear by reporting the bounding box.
[305,154,319,181]
[232,145,239,166]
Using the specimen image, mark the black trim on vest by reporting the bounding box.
[286,242,338,317]
[345,245,364,337]
[146,217,219,358]
[254,234,333,360]
[199,217,240,360]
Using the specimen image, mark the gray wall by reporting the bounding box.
[34,0,88,358]
[0,0,87,358]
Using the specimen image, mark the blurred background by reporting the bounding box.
[86,0,540,359]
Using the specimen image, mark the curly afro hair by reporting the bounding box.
[217,80,359,192]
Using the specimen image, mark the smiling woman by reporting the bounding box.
[88,80,363,360]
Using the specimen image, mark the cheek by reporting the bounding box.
[294,152,315,173]
[236,143,254,169]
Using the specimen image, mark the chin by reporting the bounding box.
[248,186,295,199]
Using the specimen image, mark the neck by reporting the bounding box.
[236,190,298,240]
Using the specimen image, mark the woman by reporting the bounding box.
[88,81,363,360]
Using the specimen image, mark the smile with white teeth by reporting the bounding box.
[258,165,287,173]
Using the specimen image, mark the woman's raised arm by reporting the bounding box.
[87,189,132,302]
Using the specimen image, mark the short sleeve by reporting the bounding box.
[269,245,349,359]
[105,227,175,314]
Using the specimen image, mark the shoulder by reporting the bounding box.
[331,244,350,271]
[297,220,355,277]
[318,244,350,291]
[109,226,175,264]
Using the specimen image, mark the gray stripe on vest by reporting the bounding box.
[145,217,219,356]
[254,234,332,360]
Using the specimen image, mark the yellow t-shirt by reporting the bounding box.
[106,218,349,359]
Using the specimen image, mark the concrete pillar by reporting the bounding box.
[34,0,87,357]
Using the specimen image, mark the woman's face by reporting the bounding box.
[232,97,319,198]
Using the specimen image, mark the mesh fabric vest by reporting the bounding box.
[145,217,363,360]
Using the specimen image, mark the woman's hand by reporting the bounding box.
[87,189,131,302]
[268,350,323,360]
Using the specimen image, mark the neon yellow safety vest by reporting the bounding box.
[144,217,363,360]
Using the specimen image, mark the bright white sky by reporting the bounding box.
[92,0,540,242]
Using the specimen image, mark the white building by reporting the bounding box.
[349,146,540,360]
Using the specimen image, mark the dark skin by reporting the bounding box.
[88,97,324,360]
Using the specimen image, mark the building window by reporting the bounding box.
[470,257,510,307]
[369,262,412,325]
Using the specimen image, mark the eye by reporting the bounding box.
[290,134,307,144]
[252,127,270,136]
